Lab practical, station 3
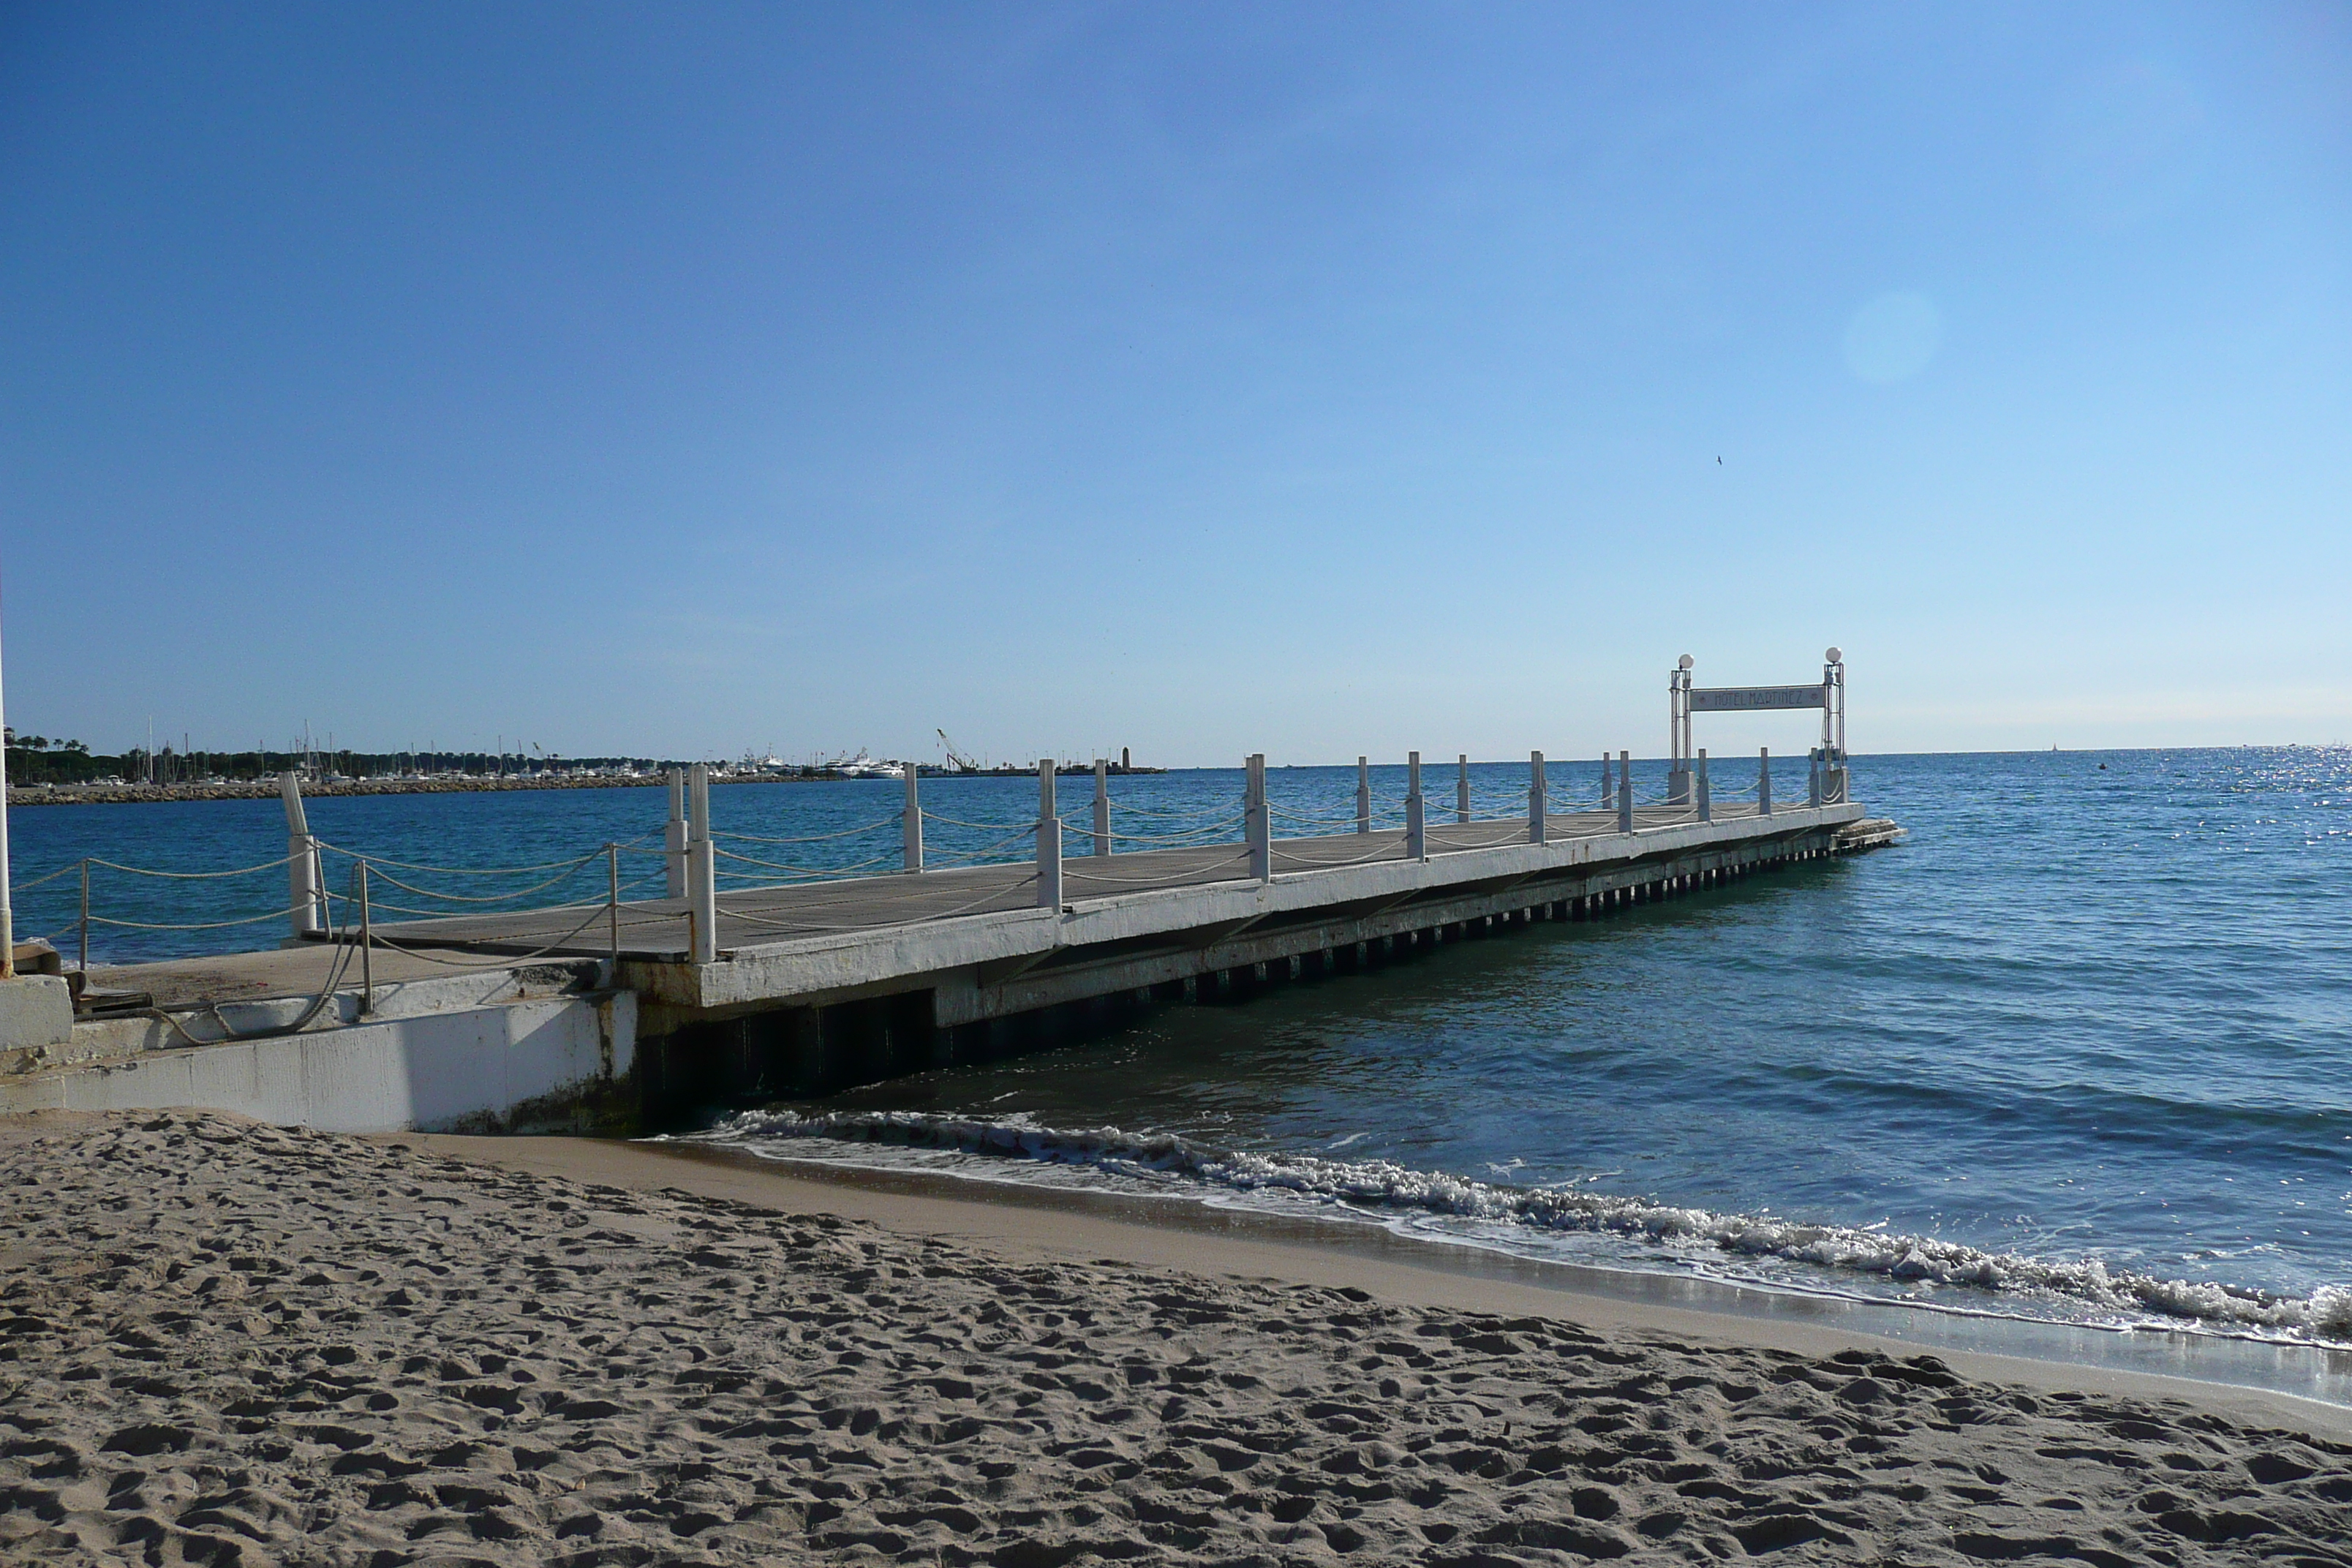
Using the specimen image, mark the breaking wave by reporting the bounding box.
[700,1108,2352,1346]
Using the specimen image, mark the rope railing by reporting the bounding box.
[712,818,901,846]
[919,810,1042,833]
[86,902,317,932]
[84,851,303,880]
[355,859,605,906]
[309,842,622,878]
[712,847,898,878]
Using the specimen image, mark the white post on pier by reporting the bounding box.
[1355,756,1371,835]
[1617,751,1634,834]
[1667,656,1694,804]
[687,763,717,963]
[664,767,688,898]
[1758,747,1773,816]
[1092,759,1111,858]
[1456,754,1471,824]
[1681,659,1695,778]
[282,771,322,941]
[1823,647,1848,804]
[902,766,923,872]
[1245,754,1270,881]
[1405,751,1426,862]
[1696,747,1711,823]
[1036,759,1061,909]
[1529,751,1547,845]
[0,619,12,975]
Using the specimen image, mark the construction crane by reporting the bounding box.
[936,728,982,773]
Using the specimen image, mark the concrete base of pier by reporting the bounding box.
[1,955,636,1134]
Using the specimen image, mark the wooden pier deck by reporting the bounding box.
[350,801,1835,964]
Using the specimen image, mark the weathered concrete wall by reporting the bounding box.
[0,990,636,1134]
[0,976,73,1058]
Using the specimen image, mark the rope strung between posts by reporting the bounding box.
[82,851,303,881]
[919,810,1044,833]
[1063,821,1246,848]
[917,829,1048,866]
[1060,850,1255,888]
[350,902,617,969]
[355,859,606,905]
[1105,804,1251,827]
[310,842,611,878]
[715,874,1041,934]
[1266,841,1404,870]
[86,902,319,932]
[711,848,899,878]
[711,818,901,846]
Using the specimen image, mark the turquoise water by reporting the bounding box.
[19,749,2352,1343]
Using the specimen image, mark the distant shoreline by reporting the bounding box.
[4,773,840,807]
[6,766,1164,807]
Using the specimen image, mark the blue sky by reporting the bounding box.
[3,3,2346,766]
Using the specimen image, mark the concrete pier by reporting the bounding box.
[355,795,1887,1117]
[7,779,1899,1131]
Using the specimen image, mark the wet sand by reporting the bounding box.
[5,1109,2348,1565]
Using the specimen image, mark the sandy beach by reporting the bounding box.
[4,1111,2349,1566]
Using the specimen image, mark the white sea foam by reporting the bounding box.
[704,1108,2352,1344]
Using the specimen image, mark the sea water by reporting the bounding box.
[18,748,2352,1347]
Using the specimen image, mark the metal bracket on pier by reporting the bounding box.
[1617,751,1634,834]
[1457,755,1471,826]
[1356,756,1371,836]
[1758,747,1773,816]
[1697,748,1711,823]
[1529,751,1547,844]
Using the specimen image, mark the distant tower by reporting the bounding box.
[1120,746,1131,770]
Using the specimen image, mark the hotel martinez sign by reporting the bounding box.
[1688,684,1826,712]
